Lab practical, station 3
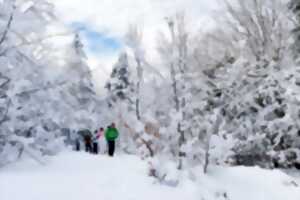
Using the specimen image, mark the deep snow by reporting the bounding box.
[0,151,299,200]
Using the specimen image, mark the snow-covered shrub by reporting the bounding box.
[148,156,180,186]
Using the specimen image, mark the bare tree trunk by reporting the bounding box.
[203,113,222,174]
[136,79,141,121]
[167,17,188,170]
[177,122,186,170]
[203,141,210,174]
[135,57,142,121]
[136,98,141,120]
[170,64,180,112]
[170,61,185,170]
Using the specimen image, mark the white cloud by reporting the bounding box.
[49,0,218,89]
[50,0,217,37]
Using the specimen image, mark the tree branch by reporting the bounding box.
[0,10,14,47]
[123,122,155,157]
[0,74,10,89]
[0,32,73,57]
[15,81,67,97]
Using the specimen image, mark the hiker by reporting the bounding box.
[105,123,119,157]
[84,133,92,153]
[92,130,99,154]
[70,130,81,151]
[96,127,105,154]
[75,138,80,151]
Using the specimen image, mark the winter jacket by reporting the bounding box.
[105,127,119,141]
[84,134,92,144]
[97,130,104,139]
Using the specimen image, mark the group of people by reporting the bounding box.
[76,123,119,157]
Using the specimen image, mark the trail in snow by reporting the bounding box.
[0,151,299,200]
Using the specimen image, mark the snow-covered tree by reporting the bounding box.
[290,0,300,61]
[0,0,101,166]
[125,25,145,121]
[201,0,300,169]
[105,52,135,108]
[155,14,191,170]
[219,0,291,62]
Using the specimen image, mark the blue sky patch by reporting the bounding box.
[71,22,122,55]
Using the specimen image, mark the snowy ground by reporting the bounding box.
[1,151,300,200]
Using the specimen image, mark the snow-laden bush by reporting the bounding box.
[148,156,180,187]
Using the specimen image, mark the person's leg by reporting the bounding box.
[94,143,98,154]
[108,141,113,156]
[88,143,92,153]
[98,142,101,154]
[92,143,95,154]
[108,141,112,156]
[75,140,80,151]
[111,141,115,156]
[106,141,110,155]
[85,142,88,152]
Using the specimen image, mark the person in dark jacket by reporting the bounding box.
[105,123,119,157]
[92,130,99,154]
[84,133,92,153]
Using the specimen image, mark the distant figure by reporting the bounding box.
[75,138,80,151]
[96,127,105,154]
[92,130,99,154]
[84,133,92,153]
[71,130,81,151]
[105,123,119,157]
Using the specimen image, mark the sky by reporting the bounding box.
[49,0,218,90]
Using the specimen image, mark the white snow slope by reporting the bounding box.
[1,151,299,200]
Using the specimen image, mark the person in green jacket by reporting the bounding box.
[105,123,119,157]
